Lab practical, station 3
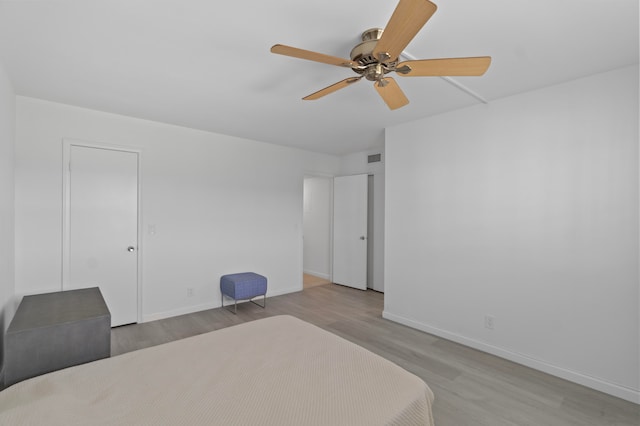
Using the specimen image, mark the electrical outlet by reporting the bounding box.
[485,315,495,330]
[187,288,194,297]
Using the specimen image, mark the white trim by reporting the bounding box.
[62,138,144,324]
[303,171,335,179]
[382,310,640,404]
[267,285,303,297]
[143,302,220,323]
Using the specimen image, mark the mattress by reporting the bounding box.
[0,315,435,425]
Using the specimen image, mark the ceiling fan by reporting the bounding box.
[270,0,491,110]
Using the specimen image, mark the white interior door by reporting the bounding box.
[333,174,368,290]
[65,144,139,326]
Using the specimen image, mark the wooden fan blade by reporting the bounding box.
[373,0,437,63]
[374,77,409,110]
[303,77,362,100]
[271,44,356,68]
[396,57,491,76]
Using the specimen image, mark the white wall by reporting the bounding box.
[384,65,639,403]
[340,147,385,292]
[0,62,15,376]
[14,96,340,321]
[303,177,332,279]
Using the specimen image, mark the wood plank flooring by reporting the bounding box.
[303,273,332,289]
[111,283,639,426]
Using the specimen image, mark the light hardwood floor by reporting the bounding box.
[112,283,639,426]
[303,273,332,289]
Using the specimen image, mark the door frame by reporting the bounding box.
[62,138,143,324]
[302,172,334,288]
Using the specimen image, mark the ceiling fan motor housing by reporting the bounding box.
[350,28,397,80]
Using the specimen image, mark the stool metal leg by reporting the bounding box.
[221,294,239,315]
[222,294,265,314]
[249,294,266,309]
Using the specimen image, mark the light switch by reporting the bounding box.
[148,224,156,235]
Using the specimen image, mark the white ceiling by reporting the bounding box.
[0,0,637,155]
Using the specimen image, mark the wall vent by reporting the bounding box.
[367,153,382,163]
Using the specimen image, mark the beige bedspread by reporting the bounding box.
[0,315,434,425]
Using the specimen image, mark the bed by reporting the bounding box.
[0,315,435,425]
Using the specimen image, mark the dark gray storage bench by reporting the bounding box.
[4,287,111,387]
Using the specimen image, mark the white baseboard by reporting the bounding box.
[143,285,303,323]
[382,310,640,404]
[303,269,330,280]
[266,285,303,297]
[143,301,219,322]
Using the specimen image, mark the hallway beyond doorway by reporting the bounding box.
[303,273,331,289]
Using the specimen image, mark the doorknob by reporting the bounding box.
[360,236,366,240]
[127,246,136,252]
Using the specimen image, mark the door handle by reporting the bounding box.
[360,236,366,240]
[127,246,136,252]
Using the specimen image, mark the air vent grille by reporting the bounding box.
[368,153,382,163]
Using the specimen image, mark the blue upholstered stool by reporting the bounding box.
[220,272,267,314]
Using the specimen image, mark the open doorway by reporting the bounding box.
[302,176,333,289]
[302,172,384,292]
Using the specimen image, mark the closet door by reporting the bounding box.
[65,144,139,326]
[333,174,368,290]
